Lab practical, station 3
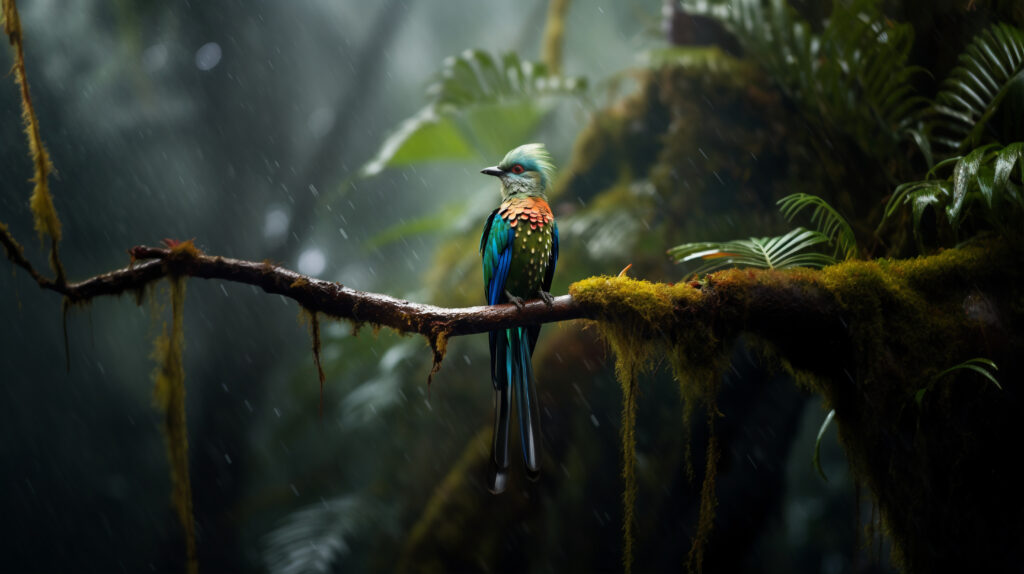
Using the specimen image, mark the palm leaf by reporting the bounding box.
[930,23,1024,151]
[360,50,586,176]
[669,227,836,276]
[777,193,857,259]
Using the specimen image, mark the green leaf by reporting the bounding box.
[914,388,927,405]
[881,142,1023,238]
[669,227,835,276]
[813,409,835,481]
[920,357,1002,405]
[777,193,857,259]
[360,108,476,177]
[935,357,1002,390]
[931,23,1024,151]
[461,101,548,158]
[360,50,586,176]
[946,144,996,226]
[994,142,1023,192]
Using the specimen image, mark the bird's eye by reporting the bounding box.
[511,164,525,174]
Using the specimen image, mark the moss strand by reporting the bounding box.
[3,0,66,285]
[151,277,196,574]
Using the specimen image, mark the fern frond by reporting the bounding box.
[681,0,926,158]
[669,227,835,277]
[777,193,858,259]
[930,23,1024,151]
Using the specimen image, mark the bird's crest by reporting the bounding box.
[499,143,556,188]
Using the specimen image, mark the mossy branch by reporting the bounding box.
[5,230,1018,574]
[3,0,65,285]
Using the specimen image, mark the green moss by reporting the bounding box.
[5,0,65,283]
[569,238,1024,573]
[571,275,727,573]
[426,329,449,387]
[150,276,197,574]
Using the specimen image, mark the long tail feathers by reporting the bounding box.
[487,382,511,494]
[511,327,542,480]
[488,327,541,494]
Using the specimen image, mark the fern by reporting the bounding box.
[263,496,374,574]
[777,193,858,259]
[361,50,586,176]
[929,23,1024,152]
[680,0,927,158]
[881,142,1024,238]
[669,227,836,276]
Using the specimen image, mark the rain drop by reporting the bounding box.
[195,42,223,71]
[297,248,327,276]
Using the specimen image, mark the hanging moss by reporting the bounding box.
[298,308,327,416]
[570,238,1024,573]
[3,0,65,284]
[426,329,449,388]
[571,276,730,574]
[150,276,197,574]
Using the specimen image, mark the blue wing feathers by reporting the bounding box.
[482,214,514,305]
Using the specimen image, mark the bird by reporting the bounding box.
[479,143,559,494]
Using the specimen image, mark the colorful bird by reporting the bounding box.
[479,143,559,494]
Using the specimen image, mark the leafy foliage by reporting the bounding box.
[263,496,377,574]
[360,50,586,176]
[778,193,857,260]
[914,358,1001,404]
[680,0,927,158]
[929,23,1024,152]
[669,227,836,276]
[882,142,1024,239]
[813,409,835,482]
[671,193,853,277]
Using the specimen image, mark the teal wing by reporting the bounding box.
[480,210,515,305]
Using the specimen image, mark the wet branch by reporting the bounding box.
[23,244,589,338]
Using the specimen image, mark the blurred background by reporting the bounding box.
[3,1,1020,572]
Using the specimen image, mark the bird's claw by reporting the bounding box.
[505,290,526,311]
[538,290,555,308]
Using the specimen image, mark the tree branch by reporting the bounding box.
[43,245,589,338]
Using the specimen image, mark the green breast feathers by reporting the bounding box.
[499,197,554,297]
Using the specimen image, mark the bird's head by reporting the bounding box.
[481,143,555,200]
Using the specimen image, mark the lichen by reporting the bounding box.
[150,276,196,574]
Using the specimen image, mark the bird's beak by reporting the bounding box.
[481,166,504,177]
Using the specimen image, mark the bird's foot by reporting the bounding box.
[538,289,555,308]
[505,290,525,311]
